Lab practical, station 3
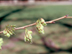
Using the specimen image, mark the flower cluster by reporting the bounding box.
[0,38,3,49]
[36,18,47,34]
[3,25,16,37]
[24,29,32,43]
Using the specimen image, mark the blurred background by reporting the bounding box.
[0,0,72,54]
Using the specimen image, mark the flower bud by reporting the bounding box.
[3,25,16,37]
[40,18,47,26]
[36,21,44,34]
[0,38,3,49]
[24,29,32,43]
[36,18,47,34]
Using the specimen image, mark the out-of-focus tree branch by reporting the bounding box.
[1,15,72,34]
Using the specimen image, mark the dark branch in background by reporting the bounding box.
[0,6,26,22]
[36,30,59,53]
[58,22,72,29]
[35,28,72,53]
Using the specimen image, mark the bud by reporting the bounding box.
[40,18,47,26]
[36,18,47,34]
[0,38,3,49]
[24,29,32,43]
[36,19,41,24]
[36,21,44,34]
[3,25,16,37]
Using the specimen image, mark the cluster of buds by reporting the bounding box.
[36,18,47,34]
[3,25,16,37]
[24,29,32,43]
[0,38,3,49]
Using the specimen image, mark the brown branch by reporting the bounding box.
[67,16,72,18]
[0,15,72,34]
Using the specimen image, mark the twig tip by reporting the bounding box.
[66,15,68,17]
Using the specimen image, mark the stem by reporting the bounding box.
[46,15,67,23]
[15,23,36,30]
[0,15,72,34]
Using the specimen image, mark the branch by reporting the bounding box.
[0,15,72,34]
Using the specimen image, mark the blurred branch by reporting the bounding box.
[0,15,72,34]
[35,27,72,53]
[36,31,59,53]
[0,6,26,22]
[58,22,72,29]
[1,37,43,50]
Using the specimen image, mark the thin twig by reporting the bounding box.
[67,16,72,18]
[0,15,72,34]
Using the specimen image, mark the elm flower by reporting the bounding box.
[36,20,44,34]
[36,18,47,34]
[0,38,3,49]
[24,29,32,43]
[3,25,16,37]
[40,18,47,26]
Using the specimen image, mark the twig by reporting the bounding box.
[67,16,72,18]
[0,15,72,34]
